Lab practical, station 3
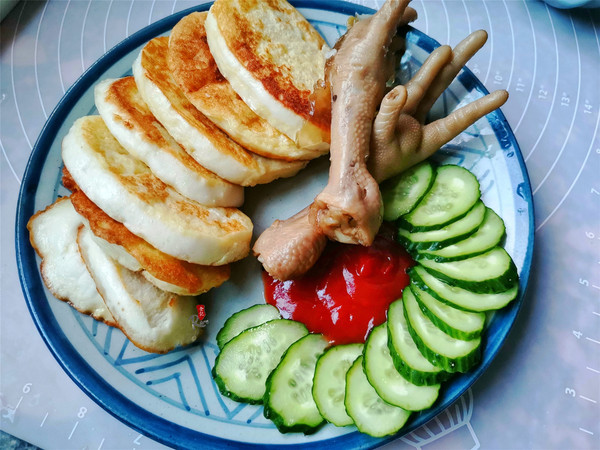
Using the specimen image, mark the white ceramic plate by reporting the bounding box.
[16,1,534,448]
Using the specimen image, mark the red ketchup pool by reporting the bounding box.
[262,233,414,345]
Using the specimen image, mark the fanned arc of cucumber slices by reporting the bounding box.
[210,163,521,438]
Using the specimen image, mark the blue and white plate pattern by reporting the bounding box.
[15,1,534,448]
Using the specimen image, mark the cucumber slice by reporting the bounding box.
[312,343,364,427]
[264,334,329,434]
[345,356,412,437]
[416,207,506,262]
[419,247,518,293]
[410,265,518,312]
[212,319,308,403]
[397,201,485,252]
[216,304,281,349]
[380,161,435,221]
[403,288,481,373]
[399,165,481,232]
[410,284,485,340]
[363,324,440,411]
[387,298,450,386]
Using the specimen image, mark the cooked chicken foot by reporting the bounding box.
[310,0,412,246]
[254,29,508,281]
[369,31,509,180]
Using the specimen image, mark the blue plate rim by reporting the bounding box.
[15,1,534,449]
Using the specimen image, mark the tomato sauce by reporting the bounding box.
[262,233,414,345]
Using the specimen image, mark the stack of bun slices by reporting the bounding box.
[28,0,331,353]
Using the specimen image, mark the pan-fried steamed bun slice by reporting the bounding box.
[205,0,331,150]
[94,77,243,207]
[62,116,253,266]
[132,37,306,186]
[77,226,201,353]
[69,188,230,297]
[168,12,325,162]
[27,197,116,326]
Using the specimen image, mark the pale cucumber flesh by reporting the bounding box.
[312,343,364,427]
[216,303,281,349]
[381,161,435,221]
[345,356,411,438]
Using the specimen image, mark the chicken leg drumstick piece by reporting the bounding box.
[309,0,412,247]
[254,27,508,281]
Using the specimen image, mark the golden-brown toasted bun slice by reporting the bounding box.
[94,77,244,207]
[77,226,202,354]
[206,0,331,149]
[168,12,325,162]
[133,37,306,186]
[62,116,253,265]
[27,197,116,326]
[70,188,230,296]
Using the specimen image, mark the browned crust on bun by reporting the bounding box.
[210,0,331,132]
[169,12,320,161]
[141,36,257,168]
[70,188,230,296]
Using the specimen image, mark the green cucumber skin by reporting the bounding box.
[399,200,474,233]
[398,165,481,232]
[414,241,502,262]
[397,225,479,253]
[263,334,328,435]
[402,301,481,373]
[410,285,485,341]
[387,336,451,386]
[420,257,519,294]
[409,266,519,312]
[386,300,450,386]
